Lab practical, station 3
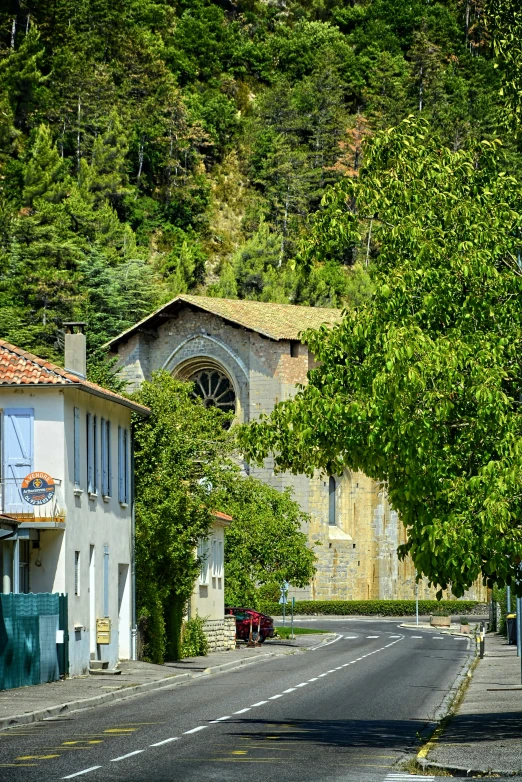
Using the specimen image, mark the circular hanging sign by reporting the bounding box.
[21,472,55,506]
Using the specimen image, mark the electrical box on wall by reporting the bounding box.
[96,617,111,645]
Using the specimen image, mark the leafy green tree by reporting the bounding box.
[240,117,522,597]
[133,372,234,661]
[218,478,316,608]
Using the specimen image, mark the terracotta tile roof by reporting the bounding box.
[0,340,150,415]
[106,294,343,349]
[212,510,233,522]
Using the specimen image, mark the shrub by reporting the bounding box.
[180,615,209,659]
[258,599,480,616]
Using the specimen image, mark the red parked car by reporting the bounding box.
[226,607,275,643]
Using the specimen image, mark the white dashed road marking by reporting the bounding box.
[111,750,145,762]
[62,769,102,779]
[344,635,358,639]
[233,708,250,714]
[251,701,268,707]
[183,726,208,734]
[366,635,380,638]
[150,737,179,746]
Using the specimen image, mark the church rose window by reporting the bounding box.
[189,369,236,414]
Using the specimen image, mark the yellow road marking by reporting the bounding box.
[230,751,248,755]
[0,763,39,767]
[417,722,445,760]
[63,740,103,745]
[104,728,137,733]
[16,754,60,760]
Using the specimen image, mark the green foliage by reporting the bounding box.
[241,117,522,597]
[485,0,522,123]
[0,0,518,341]
[258,600,480,616]
[180,616,209,659]
[132,371,233,661]
[216,477,316,608]
[132,370,314,660]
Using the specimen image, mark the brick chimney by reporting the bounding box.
[63,322,87,378]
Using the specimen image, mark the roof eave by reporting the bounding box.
[0,382,150,416]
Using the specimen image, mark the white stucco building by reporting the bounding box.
[0,327,149,676]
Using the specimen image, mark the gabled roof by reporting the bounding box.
[105,294,343,349]
[0,340,150,415]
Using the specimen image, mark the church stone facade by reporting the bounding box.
[108,295,486,603]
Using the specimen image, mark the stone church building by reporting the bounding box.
[107,295,486,603]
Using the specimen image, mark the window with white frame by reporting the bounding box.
[101,418,111,498]
[118,426,130,505]
[197,539,210,586]
[211,537,223,589]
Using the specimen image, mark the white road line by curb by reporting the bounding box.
[310,633,343,650]
[62,768,102,779]
[183,726,208,734]
[150,737,179,746]
[111,750,145,762]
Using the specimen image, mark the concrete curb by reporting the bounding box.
[0,673,191,731]
[416,643,478,771]
[0,637,334,732]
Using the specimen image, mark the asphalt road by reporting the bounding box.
[0,619,483,782]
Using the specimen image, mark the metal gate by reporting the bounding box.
[0,593,68,691]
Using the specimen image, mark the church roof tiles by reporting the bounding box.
[106,294,343,348]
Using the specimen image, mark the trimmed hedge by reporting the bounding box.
[259,599,481,616]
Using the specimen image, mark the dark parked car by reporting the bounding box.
[226,607,275,643]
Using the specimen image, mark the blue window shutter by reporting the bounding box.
[101,417,107,496]
[107,421,112,497]
[3,408,34,514]
[73,407,80,487]
[124,429,130,504]
[87,413,93,493]
[118,426,123,503]
[93,416,98,494]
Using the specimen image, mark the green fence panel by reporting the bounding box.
[0,593,66,691]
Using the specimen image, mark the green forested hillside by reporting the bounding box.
[0,0,517,373]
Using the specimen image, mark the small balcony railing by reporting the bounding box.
[0,478,65,522]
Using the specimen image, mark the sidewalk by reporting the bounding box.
[0,633,332,732]
[422,632,522,775]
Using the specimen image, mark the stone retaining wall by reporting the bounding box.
[203,616,236,652]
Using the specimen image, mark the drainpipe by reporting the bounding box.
[130,433,137,661]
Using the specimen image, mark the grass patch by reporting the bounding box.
[274,627,330,638]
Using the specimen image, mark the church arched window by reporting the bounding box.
[189,368,236,414]
[329,476,336,526]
